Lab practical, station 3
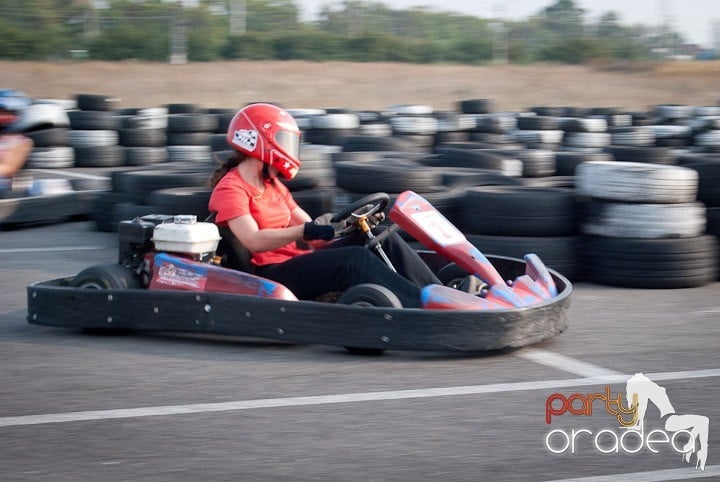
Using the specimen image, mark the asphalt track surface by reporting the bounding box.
[1,221,719,482]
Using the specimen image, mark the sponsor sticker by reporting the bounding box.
[232,129,258,152]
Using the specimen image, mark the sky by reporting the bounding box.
[294,0,720,48]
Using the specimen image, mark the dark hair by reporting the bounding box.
[209,151,247,188]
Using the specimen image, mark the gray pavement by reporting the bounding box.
[1,221,718,481]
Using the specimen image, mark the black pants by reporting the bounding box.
[254,231,440,308]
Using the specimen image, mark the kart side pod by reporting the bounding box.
[149,253,297,301]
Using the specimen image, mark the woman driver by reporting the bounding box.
[208,103,439,307]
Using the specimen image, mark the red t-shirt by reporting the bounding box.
[208,168,308,266]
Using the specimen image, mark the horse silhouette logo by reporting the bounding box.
[625,373,709,470]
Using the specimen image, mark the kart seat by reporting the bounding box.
[205,213,253,273]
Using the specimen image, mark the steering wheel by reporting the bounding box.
[330,192,390,238]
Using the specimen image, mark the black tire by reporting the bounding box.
[582,235,719,288]
[458,98,495,114]
[209,133,230,152]
[436,263,470,288]
[604,146,676,165]
[76,94,120,112]
[166,132,212,146]
[166,103,205,114]
[337,283,402,308]
[335,159,441,193]
[123,147,168,166]
[466,234,580,281]
[70,177,111,192]
[304,128,358,146]
[434,147,521,175]
[23,128,69,147]
[167,114,218,133]
[147,187,211,220]
[439,168,524,190]
[292,189,334,219]
[74,145,125,167]
[341,135,414,152]
[679,158,720,207]
[707,207,720,236]
[284,167,335,191]
[338,284,402,356]
[118,128,166,147]
[68,110,120,130]
[554,151,613,176]
[517,116,559,130]
[70,263,142,290]
[70,263,142,333]
[434,131,470,145]
[120,169,210,204]
[462,186,578,236]
[91,192,125,232]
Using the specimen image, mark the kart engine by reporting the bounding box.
[118,214,221,273]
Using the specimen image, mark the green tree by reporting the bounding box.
[247,0,300,32]
[542,0,585,39]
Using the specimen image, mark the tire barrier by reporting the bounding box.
[577,160,716,287]
[581,235,718,288]
[6,94,720,289]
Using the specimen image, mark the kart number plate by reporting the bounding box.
[410,210,465,247]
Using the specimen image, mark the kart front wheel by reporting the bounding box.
[337,283,402,356]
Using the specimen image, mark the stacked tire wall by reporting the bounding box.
[12,94,720,289]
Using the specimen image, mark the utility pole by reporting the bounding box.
[659,0,676,58]
[491,3,508,64]
[229,0,246,36]
[169,2,188,64]
[84,1,100,39]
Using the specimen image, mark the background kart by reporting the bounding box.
[26,191,572,354]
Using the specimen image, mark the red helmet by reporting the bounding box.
[226,103,301,180]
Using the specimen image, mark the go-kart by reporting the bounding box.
[26,191,572,354]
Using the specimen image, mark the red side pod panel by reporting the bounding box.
[149,253,298,301]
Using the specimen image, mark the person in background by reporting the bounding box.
[208,103,440,307]
[0,89,32,184]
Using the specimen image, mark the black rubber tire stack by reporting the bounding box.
[461,185,580,280]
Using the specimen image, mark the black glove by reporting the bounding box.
[303,222,335,241]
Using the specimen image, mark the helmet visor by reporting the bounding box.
[275,130,300,160]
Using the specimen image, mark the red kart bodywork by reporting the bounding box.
[389,191,557,309]
[149,252,297,301]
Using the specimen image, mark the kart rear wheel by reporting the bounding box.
[70,263,142,334]
[337,284,402,356]
[71,263,143,290]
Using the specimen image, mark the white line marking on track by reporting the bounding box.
[515,348,623,377]
[0,246,106,254]
[0,368,718,428]
[26,169,108,181]
[542,464,720,482]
